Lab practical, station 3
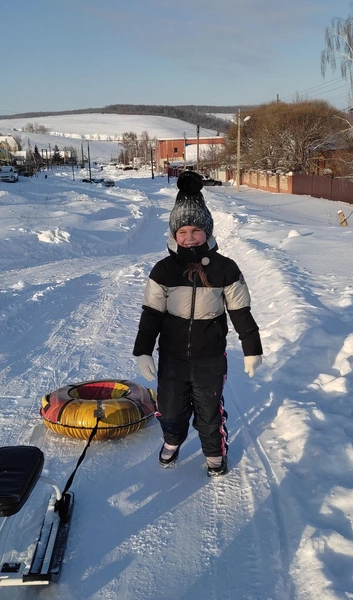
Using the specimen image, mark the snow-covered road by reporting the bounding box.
[0,168,352,599]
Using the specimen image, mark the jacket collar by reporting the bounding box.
[167,233,218,263]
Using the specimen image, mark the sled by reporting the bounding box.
[0,445,74,586]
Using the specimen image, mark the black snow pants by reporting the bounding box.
[156,352,228,457]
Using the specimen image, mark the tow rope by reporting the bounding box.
[55,400,105,514]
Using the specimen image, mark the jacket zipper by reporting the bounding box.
[187,270,197,359]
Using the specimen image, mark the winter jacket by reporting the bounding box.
[133,235,263,361]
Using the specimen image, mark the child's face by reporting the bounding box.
[176,226,207,247]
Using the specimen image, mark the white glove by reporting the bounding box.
[244,355,262,378]
[136,355,156,381]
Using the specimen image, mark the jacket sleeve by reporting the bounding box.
[227,307,263,356]
[133,264,168,357]
[223,260,263,357]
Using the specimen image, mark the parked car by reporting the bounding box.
[0,166,18,182]
[103,179,115,187]
[201,175,222,186]
[81,177,105,184]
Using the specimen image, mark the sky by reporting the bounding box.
[0,115,353,599]
[1,0,353,115]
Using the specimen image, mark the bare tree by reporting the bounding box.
[63,146,78,164]
[226,100,345,175]
[37,125,48,134]
[199,141,223,174]
[13,135,23,150]
[122,131,138,164]
[23,122,34,133]
[321,7,353,89]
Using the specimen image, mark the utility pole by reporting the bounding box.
[236,108,241,193]
[236,110,251,192]
[196,123,200,172]
[28,139,32,177]
[87,141,92,181]
[151,147,154,179]
[183,133,186,171]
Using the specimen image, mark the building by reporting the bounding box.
[155,136,225,173]
[0,135,19,153]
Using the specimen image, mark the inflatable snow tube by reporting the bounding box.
[40,379,156,441]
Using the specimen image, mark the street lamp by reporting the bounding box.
[236,109,251,192]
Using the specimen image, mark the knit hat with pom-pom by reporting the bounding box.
[169,171,214,239]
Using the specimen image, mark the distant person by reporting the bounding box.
[133,171,262,477]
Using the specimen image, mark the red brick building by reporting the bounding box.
[155,137,225,172]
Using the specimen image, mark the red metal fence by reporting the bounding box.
[242,171,353,205]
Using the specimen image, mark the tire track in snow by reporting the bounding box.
[203,188,302,598]
[181,423,292,600]
[197,464,268,599]
[0,254,156,590]
[227,381,295,600]
[0,189,172,594]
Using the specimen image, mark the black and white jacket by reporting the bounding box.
[133,235,263,361]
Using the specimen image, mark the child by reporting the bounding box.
[133,171,262,477]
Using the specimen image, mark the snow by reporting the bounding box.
[0,113,220,168]
[0,115,353,599]
[0,114,219,165]
[208,113,236,122]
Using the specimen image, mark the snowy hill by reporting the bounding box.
[0,113,219,164]
[0,149,353,598]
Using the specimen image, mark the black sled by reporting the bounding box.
[0,445,74,586]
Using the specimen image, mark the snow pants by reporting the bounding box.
[156,352,228,457]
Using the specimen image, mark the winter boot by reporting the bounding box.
[159,443,180,467]
[207,456,228,477]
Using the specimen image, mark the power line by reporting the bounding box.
[306,83,350,98]
[320,89,347,101]
[280,76,348,101]
[281,76,345,98]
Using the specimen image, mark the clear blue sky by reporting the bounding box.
[2,0,352,114]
